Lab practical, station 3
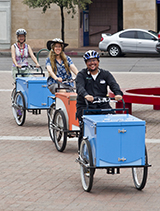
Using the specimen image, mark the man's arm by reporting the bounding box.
[76,70,89,97]
[105,71,123,97]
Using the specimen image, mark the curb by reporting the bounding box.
[0,50,108,58]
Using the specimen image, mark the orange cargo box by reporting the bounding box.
[55,92,79,131]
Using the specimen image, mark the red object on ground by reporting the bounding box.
[109,87,160,114]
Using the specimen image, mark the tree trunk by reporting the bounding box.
[60,5,64,42]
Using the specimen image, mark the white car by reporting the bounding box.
[99,29,159,57]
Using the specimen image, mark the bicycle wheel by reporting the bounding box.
[11,87,16,103]
[80,138,94,192]
[12,91,26,126]
[53,109,67,152]
[48,102,55,143]
[132,146,148,190]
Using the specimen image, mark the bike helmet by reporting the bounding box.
[16,28,27,36]
[83,50,100,62]
[47,38,68,50]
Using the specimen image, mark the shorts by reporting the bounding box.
[48,83,73,94]
[48,83,59,94]
[12,66,30,80]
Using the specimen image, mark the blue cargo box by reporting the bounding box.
[83,114,146,168]
[16,77,54,109]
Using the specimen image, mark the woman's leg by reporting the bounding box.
[48,83,58,94]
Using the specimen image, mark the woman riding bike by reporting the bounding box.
[11,28,40,79]
[46,38,78,94]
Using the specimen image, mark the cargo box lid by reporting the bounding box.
[83,114,145,126]
[16,77,47,83]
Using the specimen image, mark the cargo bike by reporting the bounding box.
[48,80,80,152]
[76,97,151,192]
[11,65,55,126]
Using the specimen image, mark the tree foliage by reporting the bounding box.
[23,0,92,17]
[23,0,92,42]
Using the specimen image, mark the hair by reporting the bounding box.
[49,43,70,75]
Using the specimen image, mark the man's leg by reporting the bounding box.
[78,118,84,151]
[76,107,84,151]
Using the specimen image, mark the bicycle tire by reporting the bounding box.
[48,102,56,143]
[53,109,67,152]
[80,138,94,192]
[132,146,148,190]
[12,91,26,126]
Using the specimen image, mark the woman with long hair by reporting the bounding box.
[46,38,78,94]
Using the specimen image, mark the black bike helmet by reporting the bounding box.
[83,50,100,62]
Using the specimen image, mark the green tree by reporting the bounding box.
[23,0,92,42]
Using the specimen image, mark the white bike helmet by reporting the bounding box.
[83,50,100,62]
[16,28,27,36]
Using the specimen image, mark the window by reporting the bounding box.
[119,31,136,39]
[137,31,155,40]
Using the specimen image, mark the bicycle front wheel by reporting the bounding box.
[48,102,55,143]
[11,87,16,103]
[80,138,94,192]
[53,109,67,152]
[132,146,148,190]
[12,91,26,126]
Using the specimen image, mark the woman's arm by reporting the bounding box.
[70,64,78,76]
[28,45,40,67]
[46,65,62,82]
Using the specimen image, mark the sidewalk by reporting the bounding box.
[0,71,160,210]
[0,46,102,58]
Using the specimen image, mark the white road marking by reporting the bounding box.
[0,136,159,143]
[0,89,12,91]
[0,136,78,142]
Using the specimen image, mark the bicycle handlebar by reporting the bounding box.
[55,78,75,92]
[16,65,45,77]
[84,97,128,114]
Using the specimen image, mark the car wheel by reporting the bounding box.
[108,45,121,57]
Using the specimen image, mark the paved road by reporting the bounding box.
[1,56,160,72]
[0,70,160,210]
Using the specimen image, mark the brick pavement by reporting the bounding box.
[0,71,160,210]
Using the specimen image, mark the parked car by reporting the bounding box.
[99,29,159,57]
[156,42,160,53]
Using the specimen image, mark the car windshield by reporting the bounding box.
[148,30,158,37]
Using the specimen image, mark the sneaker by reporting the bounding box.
[17,109,22,116]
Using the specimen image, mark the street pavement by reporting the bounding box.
[0,70,160,210]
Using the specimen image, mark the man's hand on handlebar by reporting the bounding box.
[114,95,123,101]
[85,95,94,102]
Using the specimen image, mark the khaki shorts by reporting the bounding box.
[12,66,30,80]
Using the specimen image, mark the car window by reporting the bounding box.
[148,30,158,37]
[119,31,136,39]
[137,31,155,40]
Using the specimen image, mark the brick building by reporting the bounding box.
[0,0,159,49]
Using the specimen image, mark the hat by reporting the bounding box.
[46,38,68,50]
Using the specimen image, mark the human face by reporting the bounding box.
[18,34,25,44]
[86,58,99,73]
[54,43,62,55]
